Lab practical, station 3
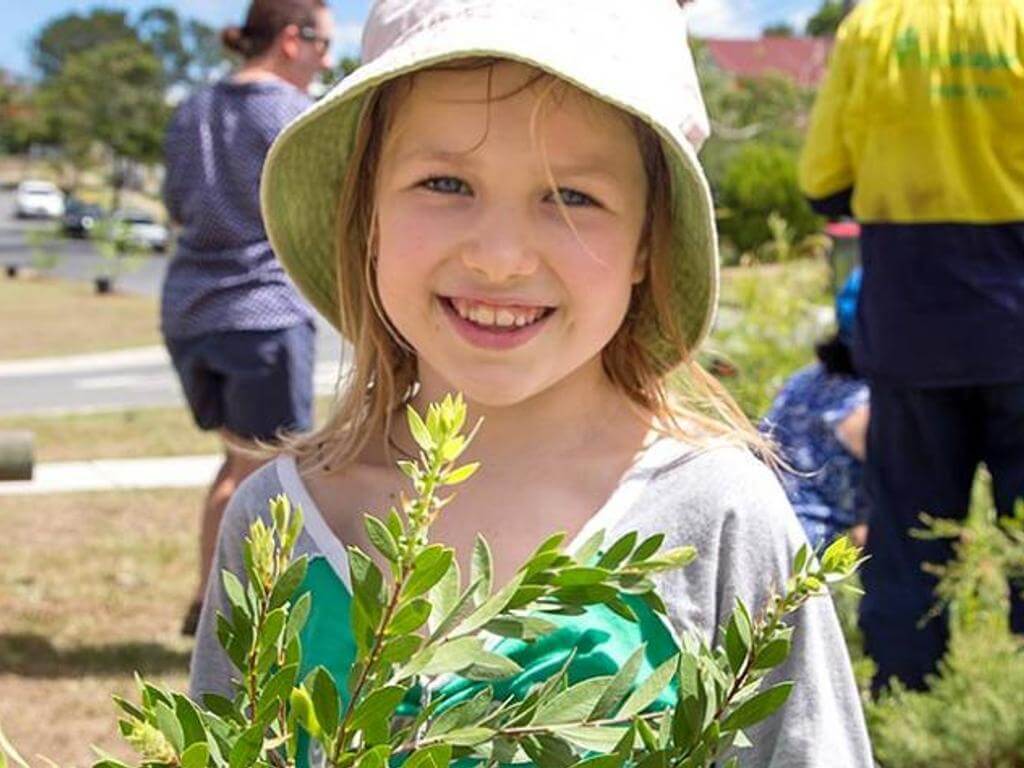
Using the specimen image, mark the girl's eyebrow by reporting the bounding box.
[396,145,623,183]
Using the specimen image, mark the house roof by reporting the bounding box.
[703,37,834,88]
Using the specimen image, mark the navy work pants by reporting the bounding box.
[859,381,1024,692]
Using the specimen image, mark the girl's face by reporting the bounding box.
[374,62,648,407]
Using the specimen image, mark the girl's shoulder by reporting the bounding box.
[620,439,805,561]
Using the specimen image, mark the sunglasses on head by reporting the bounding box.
[298,25,331,53]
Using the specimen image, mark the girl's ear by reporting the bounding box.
[631,248,649,285]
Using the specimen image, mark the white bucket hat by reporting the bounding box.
[262,0,718,371]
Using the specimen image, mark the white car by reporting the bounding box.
[15,180,65,219]
[111,210,171,253]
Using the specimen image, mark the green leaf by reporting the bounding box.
[590,645,646,719]
[454,573,525,636]
[617,656,677,719]
[724,606,752,675]
[365,515,401,563]
[404,744,452,768]
[356,745,392,768]
[597,532,637,570]
[285,591,312,643]
[390,598,432,635]
[552,567,612,588]
[348,685,407,734]
[289,686,320,738]
[154,700,184,752]
[484,615,559,640]
[259,607,288,655]
[172,693,207,746]
[534,677,612,725]
[522,735,576,768]
[221,571,250,618]
[721,682,794,732]
[311,667,341,736]
[407,405,434,452]
[629,547,697,572]
[463,648,524,681]
[428,559,462,633]
[443,463,480,486]
[792,543,810,576]
[228,725,262,768]
[381,634,422,664]
[269,556,309,610]
[403,545,455,599]
[471,534,493,602]
[570,755,623,768]
[629,533,666,563]
[256,663,298,715]
[444,726,496,746]
[180,743,209,768]
[556,725,629,753]
[349,547,386,654]
[753,637,792,670]
[426,687,493,738]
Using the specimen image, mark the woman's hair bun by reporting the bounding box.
[221,25,251,55]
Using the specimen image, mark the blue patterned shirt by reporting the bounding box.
[762,364,870,549]
[161,78,313,339]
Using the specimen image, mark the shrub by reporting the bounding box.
[715,143,822,256]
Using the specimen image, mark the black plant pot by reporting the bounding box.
[94,276,114,295]
[5,264,19,279]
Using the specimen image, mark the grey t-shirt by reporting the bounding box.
[190,440,873,766]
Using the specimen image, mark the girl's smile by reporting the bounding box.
[437,294,557,350]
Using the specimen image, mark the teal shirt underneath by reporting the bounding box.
[294,556,681,767]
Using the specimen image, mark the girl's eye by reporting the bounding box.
[550,187,598,207]
[421,176,471,196]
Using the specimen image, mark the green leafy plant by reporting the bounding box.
[89,217,146,285]
[1,394,862,768]
[24,223,63,274]
[867,478,1024,766]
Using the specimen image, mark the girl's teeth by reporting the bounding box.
[450,298,545,328]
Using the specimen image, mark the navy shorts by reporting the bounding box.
[166,322,315,442]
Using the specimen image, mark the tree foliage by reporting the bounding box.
[715,142,822,255]
[31,10,139,82]
[805,1,847,37]
[36,39,170,168]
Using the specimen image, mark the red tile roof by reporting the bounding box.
[704,37,834,88]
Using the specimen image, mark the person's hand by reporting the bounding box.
[848,523,868,549]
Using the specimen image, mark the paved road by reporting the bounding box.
[0,189,345,416]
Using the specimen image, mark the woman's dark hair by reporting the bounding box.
[222,0,326,59]
[815,333,859,377]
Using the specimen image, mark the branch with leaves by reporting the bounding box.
[0,394,863,768]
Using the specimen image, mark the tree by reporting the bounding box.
[805,0,846,37]
[38,39,171,205]
[31,9,137,81]
[763,22,795,37]
[137,7,228,87]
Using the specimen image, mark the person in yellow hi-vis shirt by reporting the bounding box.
[800,0,1024,693]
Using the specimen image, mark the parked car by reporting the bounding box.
[61,198,107,238]
[15,180,65,219]
[111,209,171,253]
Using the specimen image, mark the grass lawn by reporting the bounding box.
[0,278,160,360]
[0,398,335,463]
[0,489,201,764]
[0,407,221,462]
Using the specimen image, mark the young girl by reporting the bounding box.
[190,0,873,764]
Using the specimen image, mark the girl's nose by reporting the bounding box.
[460,208,540,283]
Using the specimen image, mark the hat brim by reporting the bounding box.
[262,38,718,371]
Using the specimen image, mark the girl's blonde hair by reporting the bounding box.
[285,61,772,474]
